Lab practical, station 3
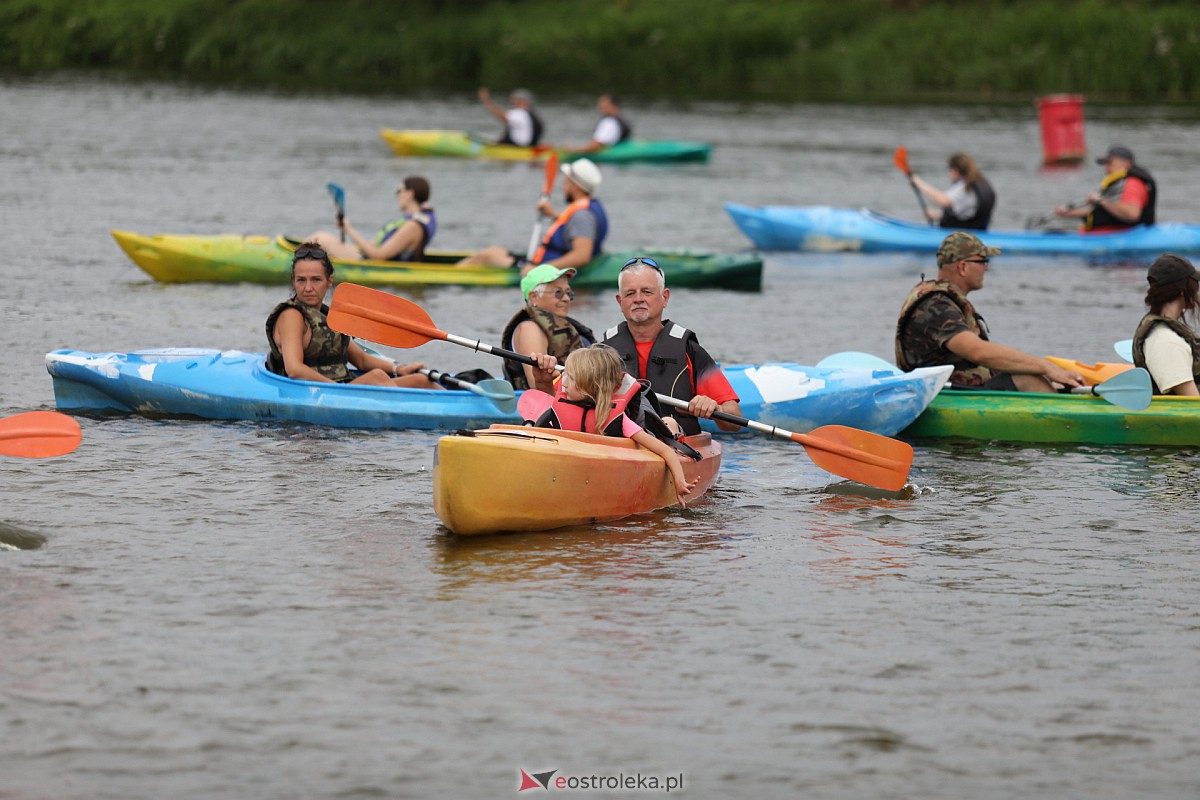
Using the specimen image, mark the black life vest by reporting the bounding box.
[939,179,996,230]
[602,320,702,435]
[1086,165,1157,229]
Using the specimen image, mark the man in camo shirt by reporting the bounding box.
[895,232,1085,391]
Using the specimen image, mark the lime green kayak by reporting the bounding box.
[111,231,762,291]
[904,389,1200,446]
[379,129,711,164]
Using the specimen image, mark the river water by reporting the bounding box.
[2,77,1199,799]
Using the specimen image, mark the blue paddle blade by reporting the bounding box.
[326,182,345,209]
[1073,367,1152,411]
[1113,339,1134,363]
[476,379,517,414]
[816,351,898,371]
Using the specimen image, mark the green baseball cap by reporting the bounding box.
[520,264,577,300]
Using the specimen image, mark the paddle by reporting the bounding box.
[326,283,916,491]
[0,411,82,459]
[419,368,517,414]
[327,182,346,243]
[893,146,934,227]
[1066,367,1152,411]
[526,151,559,261]
[1114,339,1134,363]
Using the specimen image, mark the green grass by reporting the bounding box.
[2,0,1198,102]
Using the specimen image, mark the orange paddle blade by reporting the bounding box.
[0,411,82,458]
[893,146,911,175]
[794,424,914,492]
[542,151,559,196]
[328,283,447,348]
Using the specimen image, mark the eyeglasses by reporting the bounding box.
[537,287,575,300]
[293,245,330,263]
[963,257,990,266]
[621,257,662,274]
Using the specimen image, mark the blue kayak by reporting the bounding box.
[45,349,950,435]
[725,204,1200,257]
[707,362,951,437]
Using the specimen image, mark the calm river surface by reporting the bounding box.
[2,77,1199,799]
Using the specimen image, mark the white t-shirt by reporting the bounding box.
[505,109,535,147]
[1143,323,1196,393]
[945,179,978,219]
[591,117,623,147]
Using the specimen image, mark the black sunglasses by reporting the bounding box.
[293,245,330,264]
[621,257,662,274]
[963,257,990,266]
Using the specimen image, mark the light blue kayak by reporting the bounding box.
[725,204,1200,257]
[701,362,952,437]
[45,349,950,435]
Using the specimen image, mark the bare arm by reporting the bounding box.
[946,331,1085,387]
[540,235,595,271]
[631,429,698,505]
[511,320,558,393]
[910,174,952,208]
[477,87,507,124]
[273,308,334,382]
[342,218,422,261]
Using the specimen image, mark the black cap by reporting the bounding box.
[1096,145,1135,165]
[1147,254,1198,286]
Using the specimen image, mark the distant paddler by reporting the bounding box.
[477,86,544,147]
[907,151,996,230]
[306,176,436,262]
[565,93,632,155]
[458,159,608,276]
[1055,145,1157,232]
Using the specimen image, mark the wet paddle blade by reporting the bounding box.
[0,411,83,458]
[476,379,518,414]
[517,389,555,422]
[326,182,345,210]
[893,146,910,175]
[1114,339,1134,363]
[795,425,914,492]
[542,151,560,196]
[328,283,446,348]
[1078,367,1152,411]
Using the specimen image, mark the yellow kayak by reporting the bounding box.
[433,425,722,535]
[380,129,712,164]
[1045,356,1133,386]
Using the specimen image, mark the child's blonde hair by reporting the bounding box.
[563,344,625,434]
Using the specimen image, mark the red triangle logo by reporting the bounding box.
[518,769,542,791]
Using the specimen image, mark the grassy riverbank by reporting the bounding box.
[2,0,1198,103]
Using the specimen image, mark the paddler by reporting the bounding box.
[306,176,436,262]
[500,264,595,394]
[1054,145,1157,232]
[895,232,1085,392]
[908,151,996,230]
[1132,254,1200,395]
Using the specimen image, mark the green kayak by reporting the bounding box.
[111,231,762,291]
[380,129,711,164]
[904,389,1200,446]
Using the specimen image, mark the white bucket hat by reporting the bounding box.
[560,159,602,194]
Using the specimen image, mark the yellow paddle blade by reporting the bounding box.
[0,411,83,458]
[795,425,914,492]
[328,283,446,348]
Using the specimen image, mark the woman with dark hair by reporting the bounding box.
[1132,254,1200,396]
[266,242,440,388]
[307,176,436,262]
[910,152,996,230]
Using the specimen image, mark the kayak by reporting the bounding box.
[705,363,952,437]
[432,425,722,535]
[46,350,949,437]
[904,389,1200,446]
[724,204,1200,257]
[379,129,711,164]
[111,231,763,291]
[46,349,520,430]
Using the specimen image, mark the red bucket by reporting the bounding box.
[1036,94,1086,165]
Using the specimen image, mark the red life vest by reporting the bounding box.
[537,372,642,436]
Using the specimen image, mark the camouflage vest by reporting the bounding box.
[499,306,595,390]
[895,280,995,387]
[1131,313,1200,394]
[265,299,351,382]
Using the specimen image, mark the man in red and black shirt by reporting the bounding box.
[1055,145,1157,232]
[602,257,742,435]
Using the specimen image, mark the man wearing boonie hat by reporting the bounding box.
[895,231,1086,391]
[1054,144,1157,232]
[498,263,595,393]
[457,158,609,277]
[1131,253,1200,395]
[477,86,544,147]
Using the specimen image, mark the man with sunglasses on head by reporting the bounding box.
[458,159,607,277]
[895,232,1084,392]
[501,264,595,394]
[306,176,436,262]
[601,257,743,434]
